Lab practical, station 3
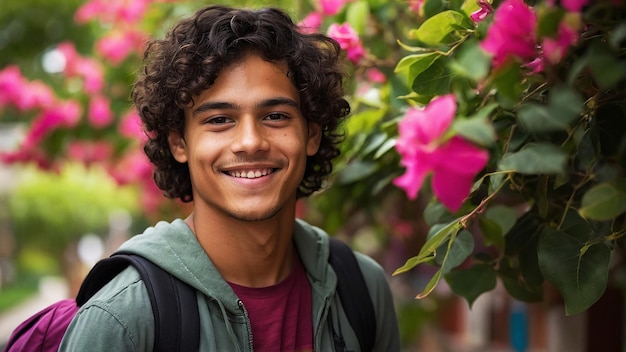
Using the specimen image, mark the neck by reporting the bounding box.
[185,208,296,288]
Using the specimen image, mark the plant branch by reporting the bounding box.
[459,172,511,227]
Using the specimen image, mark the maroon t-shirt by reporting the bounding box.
[229,256,314,352]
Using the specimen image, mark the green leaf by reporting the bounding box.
[493,63,523,108]
[335,161,377,184]
[361,133,387,156]
[460,0,483,16]
[374,138,396,159]
[486,205,519,236]
[411,10,473,46]
[561,207,594,240]
[579,179,626,221]
[610,22,626,49]
[394,219,462,275]
[345,0,370,35]
[416,268,443,299]
[392,254,436,277]
[395,52,440,73]
[449,40,491,81]
[588,42,626,89]
[435,229,475,272]
[346,108,386,132]
[452,115,496,146]
[479,217,505,250]
[411,59,452,97]
[505,211,541,256]
[576,129,599,171]
[498,143,567,175]
[479,205,519,250]
[538,227,611,315]
[423,201,449,226]
[520,237,543,286]
[445,264,497,307]
[498,260,543,302]
[536,6,564,38]
[517,84,583,133]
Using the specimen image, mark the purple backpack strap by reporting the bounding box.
[3,299,78,351]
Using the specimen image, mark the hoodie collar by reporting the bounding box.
[117,218,337,311]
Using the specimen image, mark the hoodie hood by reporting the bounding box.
[115,218,336,313]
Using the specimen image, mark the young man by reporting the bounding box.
[59,5,400,352]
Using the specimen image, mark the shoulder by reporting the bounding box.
[352,251,391,301]
[353,251,401,352]
[60,267,154,351]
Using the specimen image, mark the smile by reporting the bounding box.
[227,168,274,179]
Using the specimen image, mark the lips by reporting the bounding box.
[227,168,274,179]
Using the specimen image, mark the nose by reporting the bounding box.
[230,117,270,154]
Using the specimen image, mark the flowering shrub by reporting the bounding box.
[0,0,171,216]
[325,0,626,315]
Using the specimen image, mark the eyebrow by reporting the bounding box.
[191,97,300,117]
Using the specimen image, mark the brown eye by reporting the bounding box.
[265,113,288,121]
[206,116,233,124]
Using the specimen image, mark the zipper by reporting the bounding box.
[238,299,254,351]
[314,296,332,351]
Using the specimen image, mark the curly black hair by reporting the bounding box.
[132,5,350,202]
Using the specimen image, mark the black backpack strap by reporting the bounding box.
[328,237,376,352]
[76,253,200,352]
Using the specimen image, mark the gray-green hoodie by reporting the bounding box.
[59,218,401,351]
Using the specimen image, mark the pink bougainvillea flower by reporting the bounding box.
[319,0,350,15]
[365,67,387,83]
[23,100,82,149]
[74,0,105,24]
[107,150,160,214]
[0,66,56,111]
[470,0,494,23]
[523,57,544,74]
[73,58,105,94]
[56,42,79,68]
[393,94,489,212]
[57,42,105,93]
[0,148,53,170]
[428,137,490,211]
[119,109,146,141]
[22,80,56,110]
[480,0,538,68]
[327,23,365,64]
[298,11,323,34]
[541,21,579,64]
[108,150,151,185]
[96,29,147,65]
[408,0,425,15]
[88,95,114,128]
[75,0,150,24]
[115,0,150,23]
[0,65,24,107]
[67,140,113,164]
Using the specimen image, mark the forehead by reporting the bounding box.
[192,54,299,107]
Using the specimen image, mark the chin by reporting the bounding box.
[227,206,282,222]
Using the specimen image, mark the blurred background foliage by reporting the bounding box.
[9,163,138,262]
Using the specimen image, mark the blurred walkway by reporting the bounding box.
[0,277,68,347]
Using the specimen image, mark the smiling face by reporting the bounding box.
[168,54,321,223]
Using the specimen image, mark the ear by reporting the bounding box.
[168,131,188,163]
[306,122,322,156]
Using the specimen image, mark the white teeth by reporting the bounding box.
[229,169,271,179]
